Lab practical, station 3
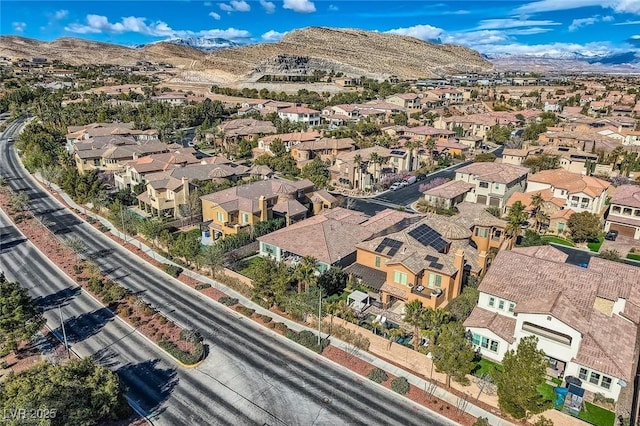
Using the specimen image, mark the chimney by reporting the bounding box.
[452,249,465,300]
[259,195,268,222]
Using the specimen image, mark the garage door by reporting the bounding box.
[609,223,636,238]
[476,195,487,205]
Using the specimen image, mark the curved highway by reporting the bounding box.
[0,118,456,426]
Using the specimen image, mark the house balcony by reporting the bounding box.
[410,285,445,299]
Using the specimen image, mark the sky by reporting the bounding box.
[2,0,640,57]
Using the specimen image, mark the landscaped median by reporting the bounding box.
[0,187,205,367]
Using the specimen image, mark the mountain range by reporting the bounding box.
[133,37,242,53]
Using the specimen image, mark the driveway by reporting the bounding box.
[600,235,640,257]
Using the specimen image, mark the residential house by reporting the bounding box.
[386,93,422,110]
[401,126,456,143]
[200,178,319,240]
[525,169,611,215]
[290,137,355,167]
[345,214,488,310]
[423,180,475,209]
[257,131,321,155]
[66,122,158,151]
[217,119,277,144]
[73,135,171,174]
[152,92,189,105]
[321,104,360,121]
[114,148,201,190]
[605,184,640,239]
[329,146,392,190]
[455,202,508,253]
[426,88,464,105]
[465,246,640,401]
[137,162,250,219]
[277,106,321,126]
[257,207,412,273]
[501,147,542,166]
[455,162,529,210]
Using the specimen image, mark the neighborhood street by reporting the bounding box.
[0,118,456,425]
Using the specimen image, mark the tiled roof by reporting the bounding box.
[201,178,314,205]
[528,169,610,198]
[506,189,566,211]
[477,248,640,381]
[455,202,507,229]
[423,180,475,200]
[456,162,529,184]
[293,137,355,152]
[344,263,387,290]
[464,307,516,344]
[611,184,640,209]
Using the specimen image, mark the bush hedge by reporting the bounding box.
[195,283,211,290]
[368,368,389,383]
[235,305,255,317]
[391,377,410,395]
[285,330,328,353]
[219,296,239,306]
[163,264,182,278]
[158,339,204,365]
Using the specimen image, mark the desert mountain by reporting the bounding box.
[0,27,493,82]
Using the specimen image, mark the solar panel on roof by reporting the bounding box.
[425,255,438,262]
[430,263,444,270]
[408,224,448,253]
[374,237,403,256]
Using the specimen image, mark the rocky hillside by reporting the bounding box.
[0,27,493,81]
[205,27,492,80]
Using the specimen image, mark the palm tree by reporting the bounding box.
[353,154,362,190]
[326,300,340,335]
[424,138,437,169]
[530,192,544,230]
[387,327,405,350]
[371,318,383,336]
[405,140,421,172]
[368,152,382,182]
[403,299,427,350]
[336,299,355,325]
[422,308,451,348]
[295,256,317,293]
[505,201,528,248]
[535,210,551,233]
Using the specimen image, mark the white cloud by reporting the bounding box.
[65,14,251,40]
[568,15,615,31]
[54,10,69,20]
[506,27,554,35]
[219,0,250,12]
[209,11,221,20]
[283,0,316,14]
[261,30,288,41]
[386,24,444,41]
[12,22,26,32]
[442,30,510,46]
[260,0,276,13]
[516,0,640,15]
[328,4,339,11]
[475,19,560,30]
[615,20,640,25]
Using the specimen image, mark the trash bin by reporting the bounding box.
[554,387,568,408]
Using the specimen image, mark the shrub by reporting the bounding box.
[266,321,276,329]
[195,283,211,291]
[285,330,328,353]
[257,314,272,323]
[219,296,239,306]
[158,338,204,365]
[273,322,291,334]
[163,264,182,278]
[179,329,201,343]
[368,368,389,383]
[235,305,255,317]
[391,377,410,395]
[473,418,489,426]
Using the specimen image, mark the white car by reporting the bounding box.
[389,182,402,191]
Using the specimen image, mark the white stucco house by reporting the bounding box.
[277,106,321,127]
[465,246,640,401]
[454,162,529,210]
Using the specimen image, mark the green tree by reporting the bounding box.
[422,308,451,348]
[0,358,131,425]
[403,299,427,350]
[446,286,479,322]
[199,244,225,276]
[523,154,560,173]
[497,336,549,419]
[487,124,511,144]
[63,236,86,264]
[136,219,166,249]
[393,112,408,126]
[431,322,476,387]
[301,158,330,188]
[505,201,528,244]
[295,256,318,293]
[598,249,624,263]
[316,267,347,296]
[567,211,602,243]
[0,274,45,355]
[519,230,548,247]
[170,231,202,267]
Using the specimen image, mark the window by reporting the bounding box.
[489,297,495,307]
[635,210,640,217]
[216,212,225,222]
[624,208,633,215]
[508,303,515,313]
[375,256,381,267]
[612,206,621,213]
[479,182,489,188]
[579,368,588,381]
[475,227,489,238]
[428,274,442,288]
[241,213,249,224]
[558,223,565,232]
[478,336,499,352]
[589,372,601,385]
[601,376,612,390]
[393,271,407,285]
[498,300,505,310]
[472,333,480,346]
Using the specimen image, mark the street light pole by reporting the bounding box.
[120,204,127,245]
[58,304,70,359]
[317,289,322,347]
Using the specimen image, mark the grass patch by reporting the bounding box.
[587,237,604,252]
[235,256,266,280]
[551,377,562,386]
[627,253,640,261]
[537,383,555,403]
[472,358,503,379]
[542,236,575,247]
[578,401,616,426]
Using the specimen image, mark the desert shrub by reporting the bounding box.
[368,368,389,383]
[219,296,239,306]
[117,306,132,317]
[473,418,489,426]
[130,316,141,326]
[391,377,410,395]
[285,329,328,353]
[266,321,276,329]
[235,305,255,317]
[163,264,182,278]
[257,314,272,323]
[321,323,370,350]
[195,283,211,290]
[179,329,201,343]
[158,338,204,365]
[273,322,291,334]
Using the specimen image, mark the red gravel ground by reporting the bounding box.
[323,345,478,426]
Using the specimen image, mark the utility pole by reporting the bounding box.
[120,203,127,245]
[317,289,322,347]
[58,304,70,359]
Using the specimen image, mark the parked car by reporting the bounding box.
[389,182,402,191]
[404,176,417,185]
[605,230,618,241]
[399,181,409,188]
[415,174,426,181]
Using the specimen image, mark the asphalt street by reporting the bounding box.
[0,118,456,426]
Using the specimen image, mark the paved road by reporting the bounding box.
[0,118,456,425]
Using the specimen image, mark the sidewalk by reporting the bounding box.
[38,174,513,426]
